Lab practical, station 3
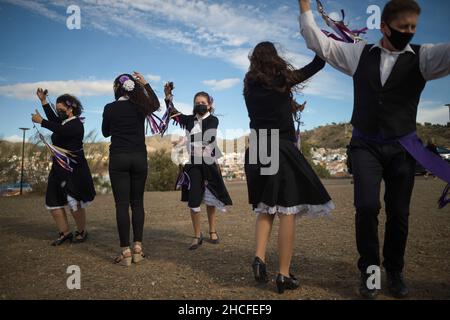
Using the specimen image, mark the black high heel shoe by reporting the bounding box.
[252,257,268,283]
[189,233,203,250]
[51,232,73,246]
[276,273,300,294]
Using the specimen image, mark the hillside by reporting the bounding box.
[301,123,450,149]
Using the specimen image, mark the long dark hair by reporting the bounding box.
[244,41,303,97]
[114,74,153,116]
[56,94,83,116]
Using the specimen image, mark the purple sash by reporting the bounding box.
[353,129,450,209]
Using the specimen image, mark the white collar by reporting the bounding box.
[62,116,77,125]
[195,112,211,121]
[370,40,415,55]
[118,96,129,101]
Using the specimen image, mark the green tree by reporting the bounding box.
[146,149,179,191]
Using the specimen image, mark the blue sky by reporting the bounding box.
[0,0,449,142]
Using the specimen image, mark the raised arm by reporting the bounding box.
[298,0,365,76]
[419,43,450,81]
[36,88,61,123]
[288,54,326,87]
[164,82,189,127]
[132,71,161,113]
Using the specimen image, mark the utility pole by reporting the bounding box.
[446,104,450,127]
[18,127,30,195]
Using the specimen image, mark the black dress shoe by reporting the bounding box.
[386,271,409,299]
[73,230,88,244]
[189,233,203,250]
[252,257,268,283]
[359,272,379,299]
[276,273,300,294]
[51,232,73,246]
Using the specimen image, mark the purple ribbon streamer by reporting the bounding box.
[399,132,450,209]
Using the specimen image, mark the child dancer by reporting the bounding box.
[164,82,232,250]
[243,41,334,294]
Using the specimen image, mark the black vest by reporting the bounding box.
[351,44,426,139]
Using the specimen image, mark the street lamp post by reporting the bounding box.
[446,104,450,126]
[18,127,30,195]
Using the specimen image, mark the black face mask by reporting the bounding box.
[58,110,69,121]
[386,24,415,51]
[194,104,208,116]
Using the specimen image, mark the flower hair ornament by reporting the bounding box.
[119,75,135,92]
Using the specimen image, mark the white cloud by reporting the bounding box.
[202,78,241,91]
[6,0,358,101]
[0,80,112,100]
[3,134,25,142]
[146,74,161,84]
[417,101,449,124]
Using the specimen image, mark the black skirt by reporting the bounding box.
[181,163,232,212]
[45,156,96,210]
[244,138,334,216]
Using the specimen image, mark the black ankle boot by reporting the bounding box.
[386,271,409,299]
[276,273,299,294]
[252,257,268,283]
[359,272,379,299]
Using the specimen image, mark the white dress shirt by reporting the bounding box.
[299,10,450,84]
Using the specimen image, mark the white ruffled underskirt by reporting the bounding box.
[190,187,227,213]
[253,200,335,217]
[46,195,91,212]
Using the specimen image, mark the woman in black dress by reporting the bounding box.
[243,42,334,293]
[102,72,160,266]
[32,88,96,246]
[164,82,232,250]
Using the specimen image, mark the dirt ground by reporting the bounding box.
[0,178,449,300]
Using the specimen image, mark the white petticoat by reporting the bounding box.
[190,187,227,213]
[253,200,335,217]
[46,195,91,212]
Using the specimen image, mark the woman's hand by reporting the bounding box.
[31,109,43,124]
[36,88,48,105]
[132,71,148,86]
[164,82,174,100]
[299,0,311,13]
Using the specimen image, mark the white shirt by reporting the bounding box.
[62,116,77,125]
[299,10,450,84]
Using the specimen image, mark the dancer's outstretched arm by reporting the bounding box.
[164,82,189,127]
[298,0,365,76]
[289,54,325,88]
[133,71,160,112]
[419,43,450,81]
[36,88,61,123]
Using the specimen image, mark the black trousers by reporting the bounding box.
[349,137,416,273]
[109,152,148,247]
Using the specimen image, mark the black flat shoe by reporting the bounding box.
[252,257,268,283]
[51,232,73,246]
[276,273,300,294]
[359,272,379,300]
[209,231,220,244]
[73,230,88,244]
[189,233,203,250]
[387,271,409,299]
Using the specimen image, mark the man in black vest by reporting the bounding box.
[299,0,450,299]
